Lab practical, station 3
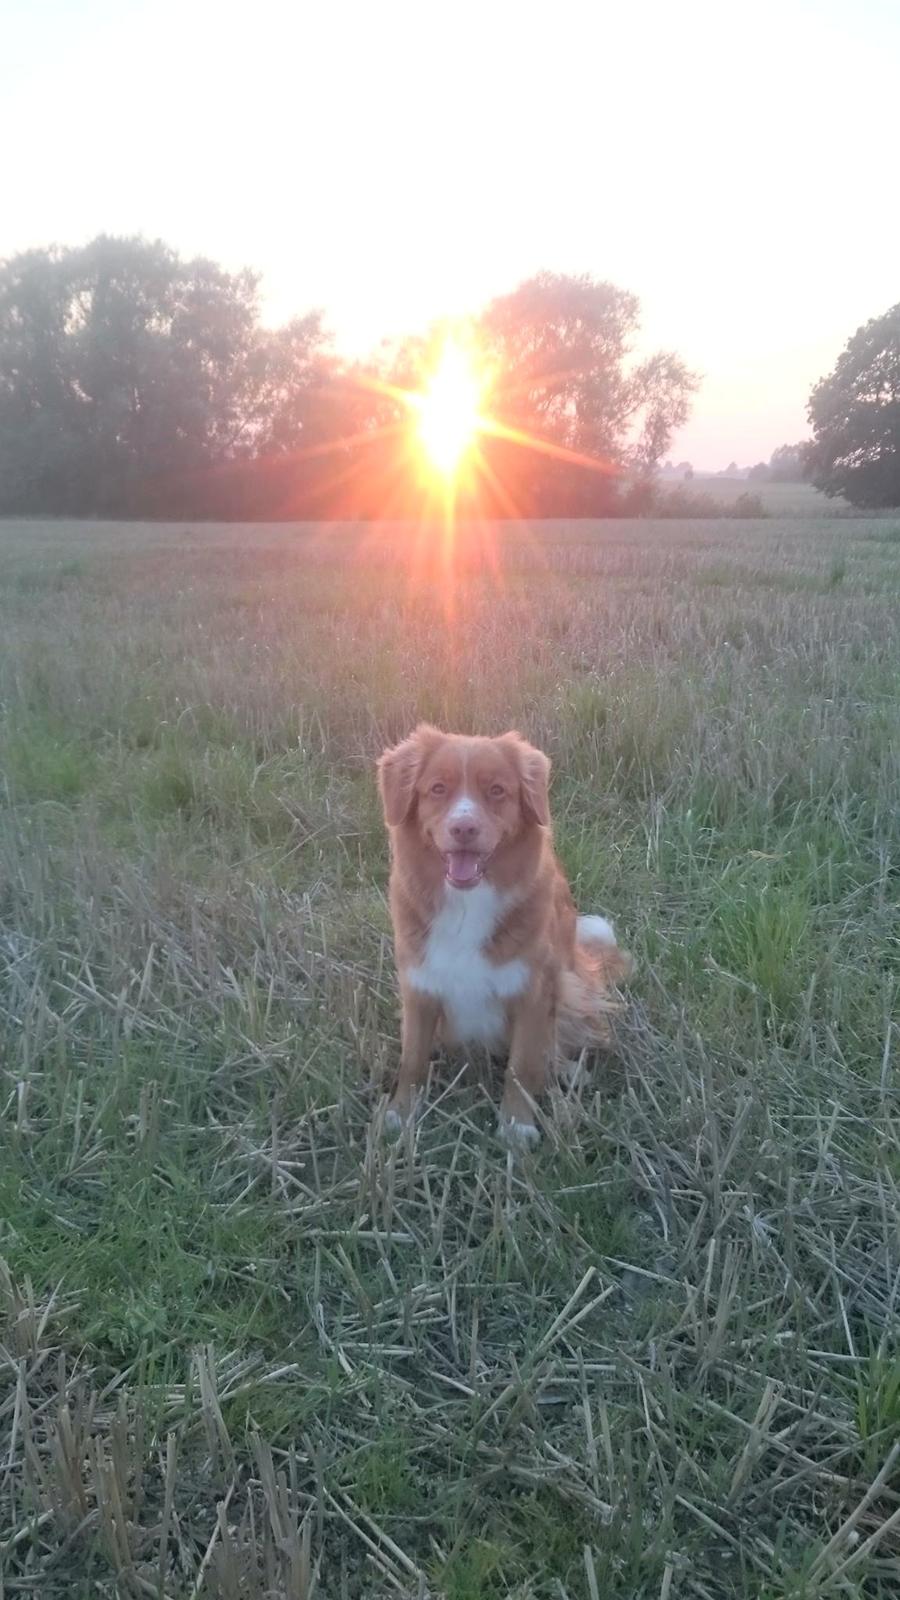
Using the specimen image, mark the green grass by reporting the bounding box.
[688,477,849,517]
[1,513,899,1597]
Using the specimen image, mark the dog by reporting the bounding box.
[377,724,633,1144]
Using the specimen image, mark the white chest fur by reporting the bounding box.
[406,883,528,1047]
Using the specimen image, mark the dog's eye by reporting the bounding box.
[489,783,505,799]
[430,781,446,796]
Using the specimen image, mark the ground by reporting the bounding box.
[676,479,848,516]
[1,511,899,1598]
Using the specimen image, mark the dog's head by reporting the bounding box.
[377,725,551,889]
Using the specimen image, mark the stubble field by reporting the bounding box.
[1,512,899,1598]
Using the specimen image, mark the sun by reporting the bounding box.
[414,339,482,480]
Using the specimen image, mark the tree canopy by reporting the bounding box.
[0,237,329,516]
[807,303,900,508]
[0,238,698,518]
[475,273,696,516]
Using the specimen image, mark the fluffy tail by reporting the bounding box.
[557,915,634,1056]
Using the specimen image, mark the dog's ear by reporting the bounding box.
[499,731,551,827]
[377,724,441,827]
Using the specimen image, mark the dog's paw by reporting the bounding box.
[498,1114,541,1149]
[382,1094,422,1136]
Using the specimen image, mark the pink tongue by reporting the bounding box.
[447,851,481,885]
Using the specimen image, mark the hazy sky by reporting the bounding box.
[3,0,899,467]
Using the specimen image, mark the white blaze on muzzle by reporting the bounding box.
[444,793,486,887]
[448,795,479,825]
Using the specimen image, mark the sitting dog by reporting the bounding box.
[377,724,633,1144]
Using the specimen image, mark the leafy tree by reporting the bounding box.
[0,246,87,512]
[0,236,329,515]
[476,272,697,513]
[768,442,810,482]
[238,315,334,459]
[807,304,900,507]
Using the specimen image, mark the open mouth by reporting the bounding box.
[443,850,489,889]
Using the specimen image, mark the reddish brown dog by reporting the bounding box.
[377,724,633,1144]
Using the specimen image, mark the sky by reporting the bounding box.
[3,0,899,469]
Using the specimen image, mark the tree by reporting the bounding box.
[807,303,900,507]
[0,236,330,515]
[0,245,90,512]
[768,442,810,482]
[476,273,697,515]
[321,278,698,519]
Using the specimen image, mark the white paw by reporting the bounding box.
[577,914,616,945]
[498,1115,541,1149]
[383,1096,422,1136]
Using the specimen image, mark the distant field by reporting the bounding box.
[2,514,900,1598]
[690,477,849,515]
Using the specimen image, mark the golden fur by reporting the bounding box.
[377,725,632,1142]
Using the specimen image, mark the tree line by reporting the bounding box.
[0,235,897,517]
[0,237,696,520]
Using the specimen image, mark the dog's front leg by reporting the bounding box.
[386,985,439,1131]
[500,979,555,1146]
